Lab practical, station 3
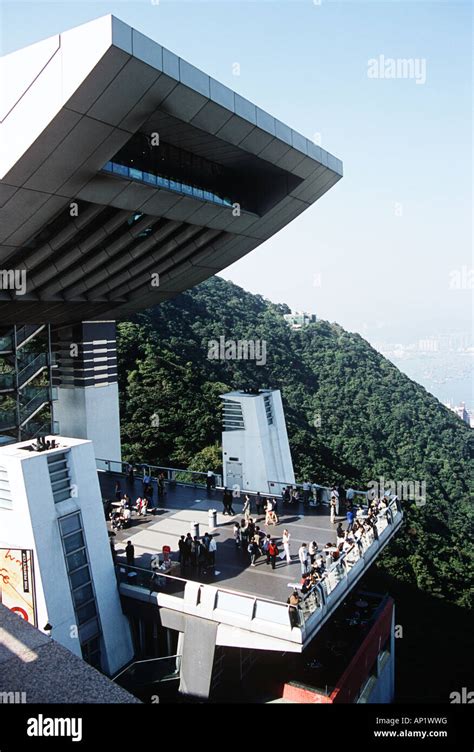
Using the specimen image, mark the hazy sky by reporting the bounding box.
[1,0,472,344]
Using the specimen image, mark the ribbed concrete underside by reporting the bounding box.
[0,15,342,325]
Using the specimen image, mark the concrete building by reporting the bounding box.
[283,311,317,330]
[0,16,410,705]
[0,436,133,675]
[444,401,471,426]
[221,388,295,493]
[0,13,342,458]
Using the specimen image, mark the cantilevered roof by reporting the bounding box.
[0,15,342,325]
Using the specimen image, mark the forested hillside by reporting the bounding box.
[117,276,473,611]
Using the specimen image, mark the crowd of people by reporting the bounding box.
[221,483,358,523]
[111,470,394,612]
[221,492,393,615]
[231,517,288,568]
[106,469,170,530]
[177,532,217,574]
[107,491,151,530]
[280,482,345,508]
[221,489,281,523]
[290,496,393,600]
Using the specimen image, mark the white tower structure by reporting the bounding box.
[0,436,133,675]
[220,389,295,493]
[52,321,122,462]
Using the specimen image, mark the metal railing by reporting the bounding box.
[15,324,45,349]
[268,479,369,501]
[118,562,298,627]
[298,499,401,623]
[113,654,181,687]
[103,160,235,209]
[96,458,222,488]
[22,418,54,438]
[17,352,47,388]
[0,354,48,394]
[19,387,51,424]
[117,564,187,598]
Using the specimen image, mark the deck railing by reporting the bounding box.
[97,458,223,489]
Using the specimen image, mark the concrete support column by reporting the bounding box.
[178,615,218,699]
[52,321,121,462]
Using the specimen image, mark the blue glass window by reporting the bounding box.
[63,531,85,554]
[59,513,81,536]
[112,162,128,177]
[77,601,97,625]
[143,172,157,185]
[72,583,94,608]
[102,161,237,208]
[70,566,91,589]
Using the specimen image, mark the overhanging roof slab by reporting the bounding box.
[3,195,69,248]
[0,14,342,325]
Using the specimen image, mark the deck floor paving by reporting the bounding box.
[100,472,340,603]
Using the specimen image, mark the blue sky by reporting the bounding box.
[1,0,472,344]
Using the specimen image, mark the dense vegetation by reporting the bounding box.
[117,276,473,614]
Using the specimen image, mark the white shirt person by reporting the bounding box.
[282,529,291,564]
[298,543,309,575]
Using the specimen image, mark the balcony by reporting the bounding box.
[99,463,403,652]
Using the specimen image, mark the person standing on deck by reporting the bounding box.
[242,494,251,522]
[309,540,318,564]
[125,541,135,566]
[330,495,337,523]
[248,540,259,567]
[208,535,217,567]
[282,529,292,564]
[267,539,279,570]
[302,480,311,506]
[298,543,309,576]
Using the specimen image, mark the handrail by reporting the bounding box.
[0,354,48,392]
[97,457,223,488]
[0,410,16,429]
[117,562,290,609]
[15,324,45,348]
[299,498,401,616]
[19,387,50,423]
[0,335,13,352]
[22,419,53,438]
[113,654,181,683]
[18,352,47,387]
[268,479,369,496]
